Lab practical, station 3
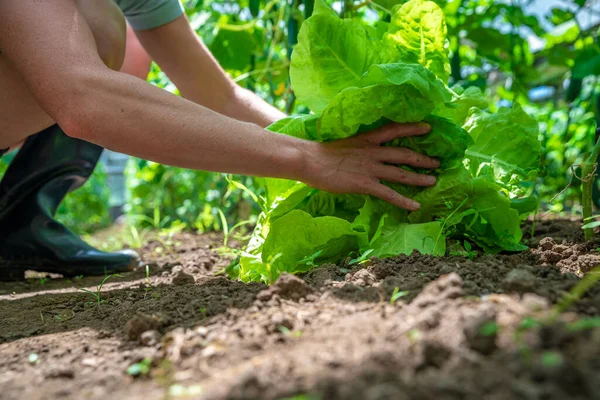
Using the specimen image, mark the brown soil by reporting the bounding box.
[1,220,600,400]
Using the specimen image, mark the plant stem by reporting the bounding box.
[582,128,600,240]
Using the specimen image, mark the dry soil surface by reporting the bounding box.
[1,220,600,400]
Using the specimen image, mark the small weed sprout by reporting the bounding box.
[279,326,302,338]
[390,287,409,305]
[143,265,155,299]
[199,307,207,319]
[217,208,253,247]
[478,321,498,337]
[348,249,374,266]
[541,351,564,368]
[298,250,324,269]
[79,274,123,306]
[126,357,152,377]
[449,240,477,260]
[463,241,477,260]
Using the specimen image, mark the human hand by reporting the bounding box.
[300,122,439,211]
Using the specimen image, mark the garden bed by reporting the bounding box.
[1,219,599,400]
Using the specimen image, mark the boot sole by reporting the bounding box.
[0,257,140,282]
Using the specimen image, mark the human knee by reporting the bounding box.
[77,0,126,71]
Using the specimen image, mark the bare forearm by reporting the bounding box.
[224,86,287,127]
[134,16,286,128]
[66,69,305,178]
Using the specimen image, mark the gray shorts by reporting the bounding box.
[114,0,184,30]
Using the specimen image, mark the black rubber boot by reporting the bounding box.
[0,125,141,280]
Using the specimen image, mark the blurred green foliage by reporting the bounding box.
[3,0,600,237]
[125,158,259,233]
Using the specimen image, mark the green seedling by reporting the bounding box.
[463,241,477,260]
[126,357,152,377]
[142,265,156,299]
[39,277,48,286]
[348,249,374,266]
[298,250,324,269]
[479,321,498,337]
[541,351,564,368]
[279,326,303,338]
[217,207,254,247]
[449,240,477,260]
[517,316,542,332]
[79,274,123,306]
[567,317,600,331]
[389,287,409,305]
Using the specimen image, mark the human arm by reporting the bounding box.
[133,15,285,127]
[0,0,438,211]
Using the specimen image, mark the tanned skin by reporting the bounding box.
[0,0,439,211]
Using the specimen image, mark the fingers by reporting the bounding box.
[375,147,440,169]
[373,165,436,187]
[368,184,421,211]
[364,122,431,145]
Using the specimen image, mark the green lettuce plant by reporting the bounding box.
[236,0,542,284]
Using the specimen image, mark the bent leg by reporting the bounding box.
[0,0,142,280]
[0,0,126,150]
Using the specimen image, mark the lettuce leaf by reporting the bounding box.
[393,115,473,169]
[383,0,451,82]
[463,104,542,190]
[408,167,525,252]
[318,63,452,139]
[369,217,446,258]
[434,86,489,126]
[251,209,365,283]
[290,0,385,112]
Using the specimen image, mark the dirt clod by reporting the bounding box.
[140,330,161,347]
[256,273,313,302]
[502,268,537,293]
[412,272,463,308]
[172,271,195,286]
[346,269,377,286]
[126,313,167,341]
[463,305,498,355]
[44,365,75,379]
